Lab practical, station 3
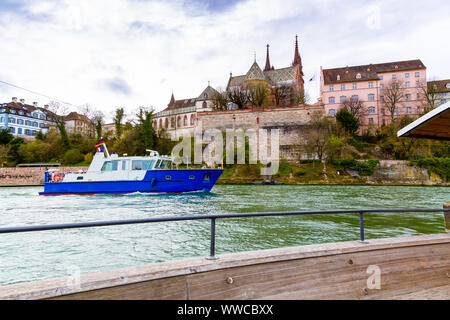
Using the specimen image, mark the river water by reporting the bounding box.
[0,185,448,286]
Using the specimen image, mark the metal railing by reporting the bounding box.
[0,208,447,260]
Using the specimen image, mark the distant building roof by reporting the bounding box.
[64,111,90,122]
[322,59,426,85]
[397,101,450,141]
[428,79,450,93]
[1,100,58,121]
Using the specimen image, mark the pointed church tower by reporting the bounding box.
[168,92,175,107]
[264,44,273,71]
[292,35,302,71]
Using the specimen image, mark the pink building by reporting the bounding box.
[320,60,426,130]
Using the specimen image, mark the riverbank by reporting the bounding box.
[217,160,450,186]
[0,160,448,187]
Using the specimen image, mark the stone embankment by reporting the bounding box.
[0,167,88,186]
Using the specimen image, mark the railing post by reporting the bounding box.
[444,203,450,233]
[359,212,367,243]
[206,218,219,260]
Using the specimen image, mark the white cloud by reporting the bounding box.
[0,0,449,122]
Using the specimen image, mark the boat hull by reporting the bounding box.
[39,169,223,195]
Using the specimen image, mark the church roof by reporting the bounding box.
[245,61,267,81]
[197,85,219,100]
[228,65,298,89]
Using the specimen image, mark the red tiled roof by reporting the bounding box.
[322,59,426,85]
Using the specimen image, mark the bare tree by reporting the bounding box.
[211,89,229,111]
[292,87,310,105]
[419,80,439,113]
[340,97,365,120]
[381,79,406,123]
[47,101,70,149]
[227,87,247,109]
[247,83,269,109]
[272,84,291,107]
[302,110,336,160]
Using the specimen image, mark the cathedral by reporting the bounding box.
[226,35,305,107]
[153,35,308,140]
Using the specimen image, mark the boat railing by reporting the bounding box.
[0,208,447,260]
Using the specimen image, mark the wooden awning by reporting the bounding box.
[397,102,450,141]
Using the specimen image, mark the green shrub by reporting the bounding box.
[293,168,307,176]
[412,158,450,181]
[63,149,84,165]
[328,158,379,176]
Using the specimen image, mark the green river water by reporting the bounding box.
[0,184,448,286]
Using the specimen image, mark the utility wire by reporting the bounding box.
[0,79,80,107]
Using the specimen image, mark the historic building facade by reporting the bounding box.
[64,112,95,137]
[152,84,219,139]
[320,59,427,130]
[226,35,305,107]
[427,79,450,107]
[0,97,57,139]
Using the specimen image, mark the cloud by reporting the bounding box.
[0,0,448,121]
[104,77,133,96]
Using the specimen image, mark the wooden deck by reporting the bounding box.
[1,233,449,300]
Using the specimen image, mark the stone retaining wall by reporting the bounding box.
[0,167,88,186]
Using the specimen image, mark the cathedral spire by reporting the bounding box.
[169,92,175,106]
[292,35,302,67]
[264,44,272,71]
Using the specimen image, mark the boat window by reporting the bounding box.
[154,160,161,169]
[203,173,210,181]
[101,161,119,171]
[159,160,172,170]
[122,160,128,170]
[132,160,143,170]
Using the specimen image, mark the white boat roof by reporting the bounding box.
[397,101,450,141]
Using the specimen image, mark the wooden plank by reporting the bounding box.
[49,276,187,300]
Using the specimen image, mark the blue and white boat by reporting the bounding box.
[39,141,223,196]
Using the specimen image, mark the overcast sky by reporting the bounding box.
[0,0,449,121]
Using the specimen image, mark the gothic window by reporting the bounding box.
[190,114,195,125]
[202,101,207,108]
[177,116,181,127]
[183,115,187,126]
[170,117,175,128]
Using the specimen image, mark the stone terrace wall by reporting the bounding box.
[0,167,88,186]
[197,105,324,161]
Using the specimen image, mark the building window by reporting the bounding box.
[153,120,157,128]
[19,110,24,115]
[368,82,373,88]
[405,81,410,88]
[337,75,340,81]
[356,73,361,79]
[405,94,411,101]
[165,118,168,128]
[368,107,375,114]
[417,106,421,113]
[177,116,181,127]
[406,107,411,114]
[352,83,357,89]
[379,75,383,80]
[328,109,335,116]
[9,127,15,133]
[381,109,385,115]
[341,84,345,90]
[380,96,384,102]
[416,81,420,87]
[18,128,22,134]
[170,117,175,128]
[351,95,358,102]
[369,118,374,124]
[202,101,207,108]
[368,94,375,101]
[394,108,398,115]
[329,85,334,91]
[183,115,187,126]
[340,96,346,103]
[382,119,386,126]
[392,74,397,80]
[328,96,335,104]
[380,84,384,89]
[417,93,420,100]
[415,72,420,77]
[190,114,195,125]
[9,118,16,123]
[405,73,409,78]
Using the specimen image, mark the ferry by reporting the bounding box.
[39,140,223,196]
